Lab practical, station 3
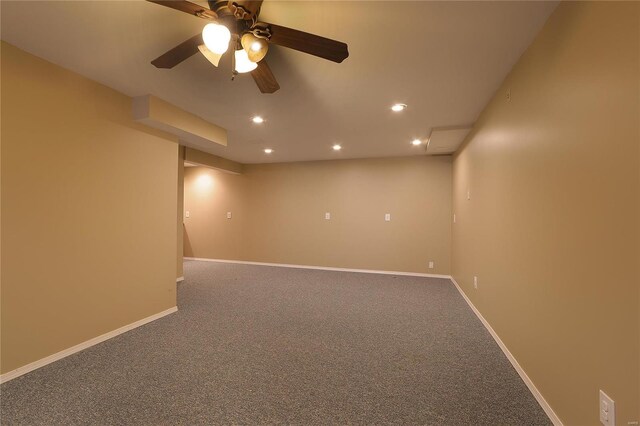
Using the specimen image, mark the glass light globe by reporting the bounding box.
[202,23,231,55]
[241,33,268,63]
[234,49,258,73]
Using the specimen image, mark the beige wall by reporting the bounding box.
[1,42,179,374]
[184,166,247,262]
[133,95,228,149]
[184,147,243,174]
[184,156,452,274]
[177,146,185,279]
[452,2,639,425]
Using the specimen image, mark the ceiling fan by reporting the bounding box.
[147,0,349,94]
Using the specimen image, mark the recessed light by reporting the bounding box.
[264,148,273,154]
[411,139,422,146]
[391,103,407,112]
[332,144,342,151]
[252,116,265,124]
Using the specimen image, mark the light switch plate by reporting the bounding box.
[599,390,615,426]
[185,211,190,218]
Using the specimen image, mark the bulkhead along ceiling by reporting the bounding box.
[1,1,557,163]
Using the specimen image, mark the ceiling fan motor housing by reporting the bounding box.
[208,1,261,21]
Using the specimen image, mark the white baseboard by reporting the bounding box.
[183,257,451,279]
[176,276,184,282]
[0,306,178,384]
[449,277,562,426]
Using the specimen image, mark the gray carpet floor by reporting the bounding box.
[1,260,550,425]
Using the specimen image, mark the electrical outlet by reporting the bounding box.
[467,190,471,200]
[428,261,434,269]
[473,276,478,289]
[185,211,190,218]
[226,212,232,219]
[385,213,391,222]
[325,212,331,220]
[599,390,615,426]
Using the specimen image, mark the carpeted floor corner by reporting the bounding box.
[0,260,551,425]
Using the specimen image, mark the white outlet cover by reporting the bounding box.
[473,276,478,289]
[325,212,331,220]
[467,190,471,200]
[227,212,232,219]
[599,390,615,426]
[185,211,190,218]
[428,261,434,269]
[385,213,391,221]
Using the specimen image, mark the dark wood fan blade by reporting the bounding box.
[266,23,348,63]
[251,60,280,93]
[147,0,217,19]
[151,34,203,68]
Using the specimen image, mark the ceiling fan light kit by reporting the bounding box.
[198,45,223,67]
[202,22,231,54]
[148,0,349,93]
[234,49,257,73]
[241,32,268,63]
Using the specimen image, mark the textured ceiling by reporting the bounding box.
[1,1,557,163]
